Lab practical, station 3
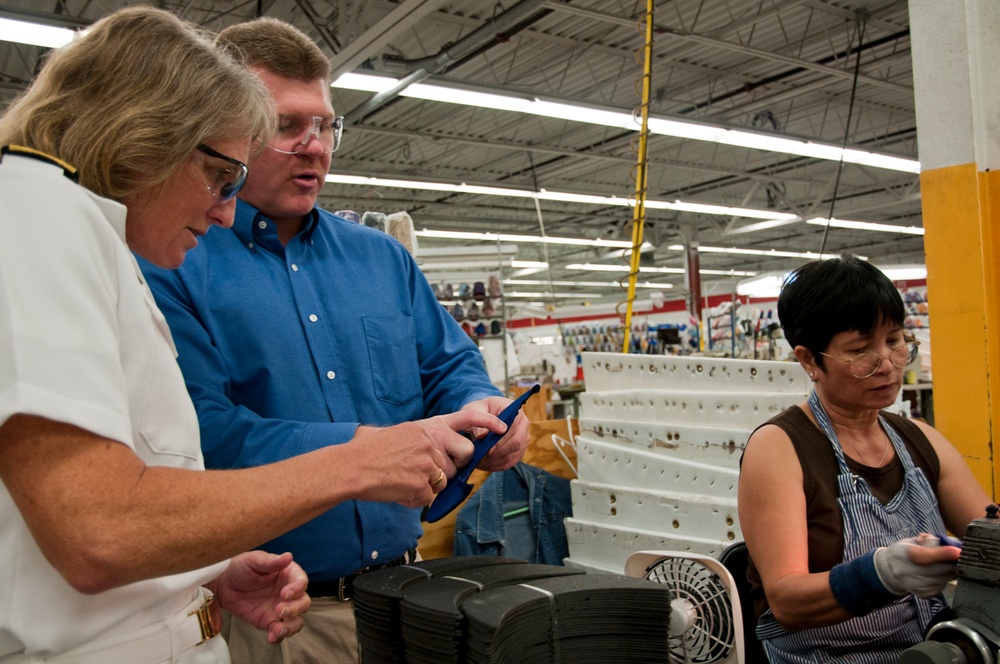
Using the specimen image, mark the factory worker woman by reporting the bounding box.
[738,254,992,663]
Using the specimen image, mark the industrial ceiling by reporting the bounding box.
[0,0,922,317]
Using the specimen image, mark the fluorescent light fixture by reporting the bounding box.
[333,73,921,173]
[536,189,627,206]
[667,244,852,261]
[565,263,685,274]
[879,265,927,281]
[419,244,517,259]
[0,17,75,48]
[417,243,517,271]
[726,218,802,234]
[511,260,548,269]
[805,217,924,235]
[415,228,652,250]
[505,291,605,299]
[563,263,757,277]
[334,175,537,199]
[700,268,760,276]
[736,273,789,298]
[326,173,796,221]
[505,279,673,289]
[646,118,726,142]
[404,85,532,113]
[644,198,798,220]
[419,260,514,270]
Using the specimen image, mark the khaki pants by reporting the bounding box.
[222,598,359,664]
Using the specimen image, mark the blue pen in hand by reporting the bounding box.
[424,384,540,523]
[923,533,963,548]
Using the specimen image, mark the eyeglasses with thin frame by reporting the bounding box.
[268,115,344,155]
[196,144,248,203]
[819,341,920,378]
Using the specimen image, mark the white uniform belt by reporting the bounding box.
[1,588,218,664]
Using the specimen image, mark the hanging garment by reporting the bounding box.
[453,462,572,565]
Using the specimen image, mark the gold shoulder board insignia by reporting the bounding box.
[1,144,80,182]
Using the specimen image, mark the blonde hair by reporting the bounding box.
[0,6,275,202]
[216,17,331,84]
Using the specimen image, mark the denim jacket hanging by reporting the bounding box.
[453,462,572,565]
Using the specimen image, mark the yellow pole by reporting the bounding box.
[911,0,998,497]
[621,0,654,353]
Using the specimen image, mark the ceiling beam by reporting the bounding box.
[545,2,911,95]
[327,0,451,79]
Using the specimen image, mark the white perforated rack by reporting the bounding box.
[564,352,809,573]
[582,353,810,394]
[579,389,802,428]
[565,518,728,573]
[577,419,749,468]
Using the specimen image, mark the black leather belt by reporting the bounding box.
[308,549,416,601]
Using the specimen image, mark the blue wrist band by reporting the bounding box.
[828,550,899,617]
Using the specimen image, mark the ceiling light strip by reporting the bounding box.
[505,279,673,289]
[326,173,796,221]
[805,217,924,235]
[416,228,643,249]
[0,17,75,48]
[333,73,920,174]
[564,262,758,277]
[664,244,850,260]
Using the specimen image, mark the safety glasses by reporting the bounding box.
[196,143,248,203]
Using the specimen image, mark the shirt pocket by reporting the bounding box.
[362,315,422,405]
[132,282,201,464]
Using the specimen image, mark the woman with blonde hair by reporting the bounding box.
[0,6,506,663]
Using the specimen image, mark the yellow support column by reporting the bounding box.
[910,0,999,497]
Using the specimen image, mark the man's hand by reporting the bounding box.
[460,396,531,472]
[348,409,506,507]
[209,551,310,644]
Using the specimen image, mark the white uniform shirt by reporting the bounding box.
[0,153,227,654]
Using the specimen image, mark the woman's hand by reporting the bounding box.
[208,551,310,644]
[873,535,961,598]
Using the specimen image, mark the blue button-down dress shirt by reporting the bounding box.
[138,200,499,580]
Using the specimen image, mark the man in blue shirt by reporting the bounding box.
[139,17,530,664]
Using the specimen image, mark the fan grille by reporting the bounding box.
[645,558,735,663]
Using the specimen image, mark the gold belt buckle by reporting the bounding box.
[189,594,218,642]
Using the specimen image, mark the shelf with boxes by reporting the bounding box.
[704,300,781,359]
[901,288,930,330]
[561,322,689,357]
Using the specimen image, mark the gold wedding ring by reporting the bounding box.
[430,468,445,487]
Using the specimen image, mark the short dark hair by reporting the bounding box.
[777,253,904,367]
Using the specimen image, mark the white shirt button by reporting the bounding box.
[371,551,379,561]
[258,221,267,229]
[291,264,299,272]
[326,371,336,380]
[248,242,254,249]
[309,314,318,322]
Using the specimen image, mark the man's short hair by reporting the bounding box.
[217,17,331,84]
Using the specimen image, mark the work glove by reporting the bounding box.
[873,537,957,598]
